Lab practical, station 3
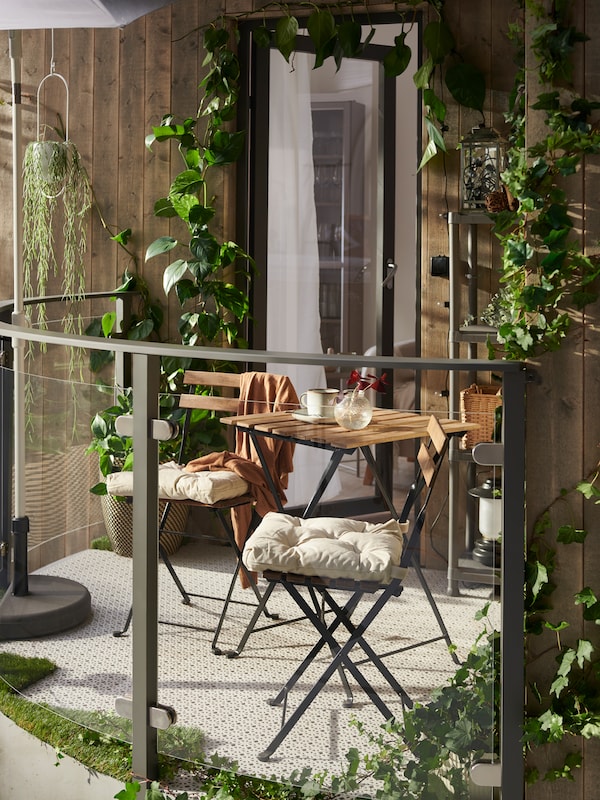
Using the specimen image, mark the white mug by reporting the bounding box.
[300,388,338,418]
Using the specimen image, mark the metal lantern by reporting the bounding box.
[469,477,502,567]
[460,125,505,211]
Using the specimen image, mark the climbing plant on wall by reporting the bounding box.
[488,1,600,360]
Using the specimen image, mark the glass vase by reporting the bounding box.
[334,389,373,430]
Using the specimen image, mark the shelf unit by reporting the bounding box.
[312,101,365,358]
[447,211,501,595]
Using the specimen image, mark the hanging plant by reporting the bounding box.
[22,135,92,333]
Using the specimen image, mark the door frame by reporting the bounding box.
[236,14,423,517]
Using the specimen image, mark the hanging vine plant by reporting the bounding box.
[23,135,92,333]
[22,57,92,340]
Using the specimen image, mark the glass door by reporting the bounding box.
[239,20,419,511]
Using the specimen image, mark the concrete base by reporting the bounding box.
[0,574,91,640]
[0,712,125,800]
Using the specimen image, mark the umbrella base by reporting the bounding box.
[0,574,91,640]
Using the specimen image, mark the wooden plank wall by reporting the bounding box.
[0,0,599,793]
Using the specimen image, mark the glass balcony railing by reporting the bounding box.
[0,297,525,797]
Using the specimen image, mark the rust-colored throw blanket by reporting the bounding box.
[184,372,299,587]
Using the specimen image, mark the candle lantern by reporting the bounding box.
[460,125,505,211]
[469,476,502,567]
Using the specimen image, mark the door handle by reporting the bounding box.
[382,259,397,289]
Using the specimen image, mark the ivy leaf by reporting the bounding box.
[530,560,549,600]
[111,228,132,246]
[275,15,298,63]
[163,259,188,295]
[576,480,600,500]
[445,62,486,112]
[575,586,597,608]
[170,169,204,196]
[557,524,587,543]
[145,236,178,261]
[575,638,594,667]
[383,33,412,78]
[423,20,455,63]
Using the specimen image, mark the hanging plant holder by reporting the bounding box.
[33,67,70,197]
[22,34,91,338]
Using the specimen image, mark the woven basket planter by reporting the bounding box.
[100,493,187,558]
[459,383,502,450]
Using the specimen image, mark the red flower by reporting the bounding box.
[347,370,389,394]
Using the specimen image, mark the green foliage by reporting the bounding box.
[522,460,600,783]
[488,4,600,360]
[245,2,485,169]
[145,23,252,350]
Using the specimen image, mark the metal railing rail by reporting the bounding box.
[0,302,527,797]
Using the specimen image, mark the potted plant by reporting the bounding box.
[86,388,189,557]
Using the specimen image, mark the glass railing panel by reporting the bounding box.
[0,352,505,797]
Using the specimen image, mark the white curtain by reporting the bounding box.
[267,50,340,506]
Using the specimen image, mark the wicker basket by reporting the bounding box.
[101,494,187,558]
[459,383,502,450]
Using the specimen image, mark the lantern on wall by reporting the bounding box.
[459,125,505,211]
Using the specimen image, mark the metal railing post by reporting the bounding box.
[130,352,160,783]
[501,367,527,798]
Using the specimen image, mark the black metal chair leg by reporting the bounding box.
[258,584,406,762]
[113,606,132,637]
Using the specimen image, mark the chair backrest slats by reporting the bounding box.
[179,394,239,413]
[183,370,242,389]
[178,370,242,414]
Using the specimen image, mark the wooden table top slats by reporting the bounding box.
[222,410,479,450]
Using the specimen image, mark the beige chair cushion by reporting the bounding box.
[243,512,408,584]
[106,461,249,505]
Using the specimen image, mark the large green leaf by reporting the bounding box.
[307,8,336,51]
[170,169,204,196]
[383,33,412,77]
[413,55,434,89]
[163,259,188,295]
[204,129,246,166]
[153,197,177,218]
[423,20,455,63]
[190,230,220,264]
[336,20,362,58]
[445,62,486,112]
[145,236,178,261]
[423,88,446,123]
[253,26,272,49]
[307,8,336,68]
[275,15,298,62]
[101,311,116,338]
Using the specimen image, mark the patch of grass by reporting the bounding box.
[90,535,113,551]
[0,651,57,690]
[0,652,203,782]
[0,653,319,798]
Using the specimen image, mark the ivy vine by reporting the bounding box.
[489,1,600,360]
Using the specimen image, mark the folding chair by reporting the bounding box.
[108,370,284,652]
[241,415,458,760]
